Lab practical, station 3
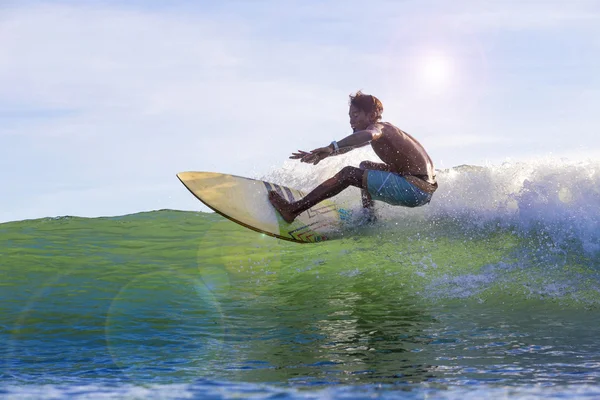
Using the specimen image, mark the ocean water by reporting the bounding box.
[2,157,600,399]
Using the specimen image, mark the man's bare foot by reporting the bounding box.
[357,207,378,225]
[364,210,378,224]
[268,191,297,223]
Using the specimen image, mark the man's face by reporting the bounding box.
[349,105,371,132]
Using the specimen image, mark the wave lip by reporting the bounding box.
[263,156,600,257]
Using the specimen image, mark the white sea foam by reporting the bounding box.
[262,153,600,257]
[4,381,600,400]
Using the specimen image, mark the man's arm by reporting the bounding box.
[330,125,383,155]
[291,125,382,165]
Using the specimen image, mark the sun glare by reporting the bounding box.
[419,52,452,91]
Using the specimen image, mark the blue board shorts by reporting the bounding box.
[365,170,432,207]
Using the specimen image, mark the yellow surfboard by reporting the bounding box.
[177,172,350,243]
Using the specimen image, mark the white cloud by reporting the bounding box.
[426,133,509,149]
[0,3,362,136]
[0,3,362,221]
[0,5,242,109]
[436,0,600,31]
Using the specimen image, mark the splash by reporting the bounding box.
[262,153,600,257]
[261,153,600,303]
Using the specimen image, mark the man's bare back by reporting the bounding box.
[368,122,437,193]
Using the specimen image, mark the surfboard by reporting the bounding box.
[176,172,351,243]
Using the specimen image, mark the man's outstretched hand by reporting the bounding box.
[290,147,333,165]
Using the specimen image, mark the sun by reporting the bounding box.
[419,52,452,91]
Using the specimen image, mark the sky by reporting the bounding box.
[1,0,599,223]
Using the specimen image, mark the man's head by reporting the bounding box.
[348,91,383,131]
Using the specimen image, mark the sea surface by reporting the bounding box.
[2,158,600,399]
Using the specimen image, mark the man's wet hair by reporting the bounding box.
[349,91,383,121]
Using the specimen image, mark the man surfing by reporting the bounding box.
[269,91,437,223]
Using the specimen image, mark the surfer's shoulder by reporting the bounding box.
[375,122,404,137]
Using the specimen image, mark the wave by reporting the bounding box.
[259,153,600,304]
[3,382,600,400]
[261,152,600,257]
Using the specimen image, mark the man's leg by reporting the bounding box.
[359,161,389,217]
[269,166,365,223]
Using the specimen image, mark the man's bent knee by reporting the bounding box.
[339,166,359,177]
[337,166,363,186]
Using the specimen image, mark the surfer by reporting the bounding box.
[269,91,437,223]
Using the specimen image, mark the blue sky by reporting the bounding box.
[1,0,599,222]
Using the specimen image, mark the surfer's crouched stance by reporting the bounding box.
[269,91,438,224]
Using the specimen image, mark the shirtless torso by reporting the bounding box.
[367,122,437,193]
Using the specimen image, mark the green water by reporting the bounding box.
[1,210,600,397]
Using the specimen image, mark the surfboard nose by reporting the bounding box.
[177,172,224,188]
[176,172,193,181]
[176,171,208,182]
